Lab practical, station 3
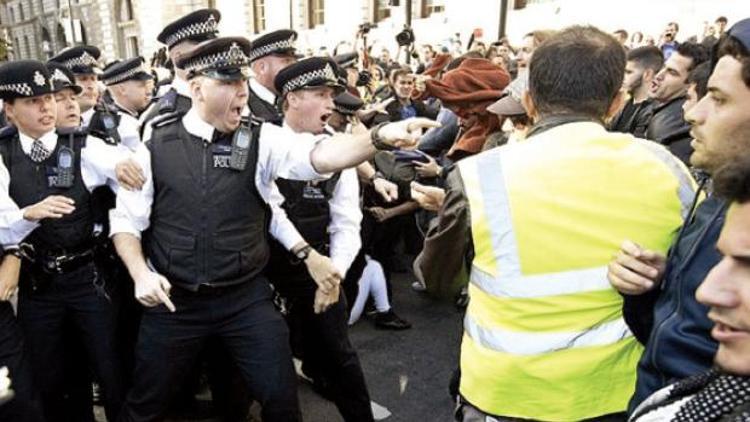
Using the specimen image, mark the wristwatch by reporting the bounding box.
[370,122,397,151]
[294,245,313,261]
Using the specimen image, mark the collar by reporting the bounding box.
[182,107,216,142]
[250,78,277,106]
[113,100,138,118]
[653,95,687,113]
[526,114,603,138]
[18,129,58,156]
[172,76,191,98]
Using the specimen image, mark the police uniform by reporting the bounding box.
[139,8,221,136]
[49,46,102,127]
[0,60,127,422]
[247,29,298,123]
[110,37,344,422]
[100,57,154,152]
[266,57,374,422]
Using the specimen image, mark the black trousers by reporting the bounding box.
[16,262,124,422]
[281,284,374,422]
[118,278,300,422]
[0,301,44,422]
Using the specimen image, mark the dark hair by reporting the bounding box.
[716,16,728,24]
[389,66,412,83]
[714,156,750,203]
[627,46,664,72]
[529,25,625,118]
[614,29,628,39]
[675,42,710,73]
[668,21,680,32]
[717,35,750,88]
[687,61,712,98]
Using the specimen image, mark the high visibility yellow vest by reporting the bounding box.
[457,122,695,421]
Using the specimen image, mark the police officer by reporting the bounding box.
[248,29,298,122]
[266,57,374,421]
[101,58,154,151]
[0,60,129,421]
[110,35,436,421]
[49,45,102,126]
[140,9,221,132]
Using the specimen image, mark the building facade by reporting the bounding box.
[1,0,749,63]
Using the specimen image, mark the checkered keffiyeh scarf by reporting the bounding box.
[631,369,750,422]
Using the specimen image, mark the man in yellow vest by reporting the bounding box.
[415,25,695,421]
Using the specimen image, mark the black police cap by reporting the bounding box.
[176,36,252,81]
[334,92,364,116]
[157,8,221,49]
[46,62,83,95]
[274,57,345,98]
[334,52,358,69]
[100,57,154,86]
[48,45,101,75]
[249,29,298,62]
[0,60,54,101]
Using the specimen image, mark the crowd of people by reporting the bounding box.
[0,6,749,422]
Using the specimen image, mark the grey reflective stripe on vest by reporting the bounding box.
[463,311,632,355]
[637,139,696,220]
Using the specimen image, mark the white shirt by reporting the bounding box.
[249,78,276,106]
[268,123,362,276]
[109,107,329,239]
[113,101,143,152]
[81,108,96,127]
[0,128,126,248]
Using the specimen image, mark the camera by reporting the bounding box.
[396,27,415,47]
[356,70,372,87]
[359,22,377,35]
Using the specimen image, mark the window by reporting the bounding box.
[374,0,390,22]
[421,0,444,18]
[125,36,139,58]
[253,0,265,33]
[119,0,133,21]
[308,0,324,28]
[19,2,25,21]
[8,6,15,24]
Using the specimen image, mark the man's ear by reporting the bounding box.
[606,90,626,120]
[521,90,538,121]
[189,78,203,102]
[643,68,655,84]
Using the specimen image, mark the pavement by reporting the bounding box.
[96,270,465,422]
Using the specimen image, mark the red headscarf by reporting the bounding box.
[425,58,510,158]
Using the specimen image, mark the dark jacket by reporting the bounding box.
[645,96,693,165]
[367,95,439,126]
[625,191,728,412]
[608,97,654,139]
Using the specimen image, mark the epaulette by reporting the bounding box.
[158,89,178,114]
[249,115,264,127]
[56,126,88,147]
[0,125,18,142]
[151,110,185,129]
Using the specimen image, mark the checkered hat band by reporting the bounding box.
[61,51,98,69]
[248,38,295,61]
[104,66,145,85]
[165,17,218,47]
[281,65,338,96]
[51,68,72,85]
[0,83,33,96]
[185,50,250,75]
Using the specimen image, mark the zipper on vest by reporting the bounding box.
[201,140,209,283]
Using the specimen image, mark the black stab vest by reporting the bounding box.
[247,88,282,124]
[143,118,270,290]
[0,129,93,252]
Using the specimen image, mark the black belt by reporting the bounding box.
[19,243,96,275]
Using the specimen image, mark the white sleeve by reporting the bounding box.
[0,155,39,248]
[328,168,362,276]
[268,182,305,251]
[81,136,131,192]
[109,142,153,238]
[256,123,330,186]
